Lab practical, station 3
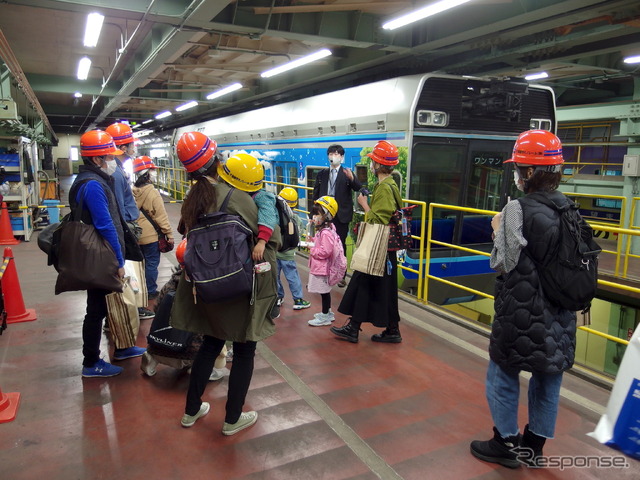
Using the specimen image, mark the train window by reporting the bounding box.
[410,143,465,208]
[355,165,368,187]
[288,166,298,187]
[275,166,284,186]
[306,167,324,191]
[466,150,508,212]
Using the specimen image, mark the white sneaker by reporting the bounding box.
[308,313,333,326]
[181,402,210,427]
[313,310,335,322]
[209,367,227,381]
[222,411,258,436]
[140,352,158,377]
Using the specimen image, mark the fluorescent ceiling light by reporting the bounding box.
[142,119,153,124]
[524,71,549,81]
[175,100,199,112]
[77,57,91,80]
[74,92,82,98]
[623,55,640,64]
[155,111,172,120]
[84,13,104,47]
[382,0,472,30]
[206,82,242,100]
[260,49,331,78]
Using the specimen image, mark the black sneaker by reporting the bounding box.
[138,307,155,319]
[470,427,521,469]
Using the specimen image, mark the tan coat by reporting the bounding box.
[132,184,173,245]
[170,183,281,342]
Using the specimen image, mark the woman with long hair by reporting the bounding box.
[171,132,280,436]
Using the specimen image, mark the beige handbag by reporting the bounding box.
[105,277,140,349]
[350,222,389,277]
[125,260,148,308]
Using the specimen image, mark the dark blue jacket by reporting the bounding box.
[69,165,126,268]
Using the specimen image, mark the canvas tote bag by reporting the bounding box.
[105,277,140,349]
[350,222,389,277]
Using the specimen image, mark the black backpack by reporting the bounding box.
[275,196,300,252]
[147,290,194,352]
[519,193,601,312]
[184,188,254,303]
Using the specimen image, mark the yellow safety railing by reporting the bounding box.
[424,203,636,347]
[624,197,640,279]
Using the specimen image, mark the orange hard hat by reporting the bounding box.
[105,122,134,146]
[133,156,157,173]
[80,130,123,157]
[504,130,564,166]
[176,132,217,174]
[176,238,187,265]
[367,140,399,166]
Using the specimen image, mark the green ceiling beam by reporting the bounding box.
[26,73,121,96]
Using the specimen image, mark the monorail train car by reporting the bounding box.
[168,73,556,304]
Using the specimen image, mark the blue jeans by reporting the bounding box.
[486,359,563,439]
[277,259,304,300]
[140,242,160,297]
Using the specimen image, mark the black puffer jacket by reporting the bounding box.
[489,190,576,374]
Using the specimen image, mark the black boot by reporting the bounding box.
[470,427,521,469]
[371,327,402,343]
[520,424,546,467]
[330,320,360,343]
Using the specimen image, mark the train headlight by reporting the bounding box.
[530,118,552,131]
[417,110,448,127]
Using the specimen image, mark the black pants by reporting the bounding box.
[83,288,109,367]
[186,335,257,424]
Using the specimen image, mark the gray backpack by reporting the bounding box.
[184,188,254,303]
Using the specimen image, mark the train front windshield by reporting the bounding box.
[411,138,520,246]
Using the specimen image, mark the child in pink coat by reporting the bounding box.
[307,197,343,327]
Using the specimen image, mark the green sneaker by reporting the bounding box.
[293,298,311,310]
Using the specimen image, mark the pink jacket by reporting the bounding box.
[309,223,341,276]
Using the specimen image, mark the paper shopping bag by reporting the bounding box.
[125,260,148,308]
[106,278,140,349]
[350,222,389,277]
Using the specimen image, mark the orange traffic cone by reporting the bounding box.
[0,385,20,423]
[1,247,36,323]
[0,202,20,245]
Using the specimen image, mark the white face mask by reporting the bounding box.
[513,169,524,192]
[149,170,158,182]
[328,154,342,167]
[101,159,117,176]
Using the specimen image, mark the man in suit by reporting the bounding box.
[312,144,363,287]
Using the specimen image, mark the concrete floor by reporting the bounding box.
[0,175,638,479]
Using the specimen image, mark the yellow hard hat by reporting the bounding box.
[217,153,264,192]
[279,187,298,207]
[315,195,338,219]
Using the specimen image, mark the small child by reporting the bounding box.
[307,196,342,327]
[276,188,311,310]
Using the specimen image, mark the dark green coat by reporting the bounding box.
[171,183,281,342]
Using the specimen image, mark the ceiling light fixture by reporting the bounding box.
[382,0,472,30]
[175,100,199,112]
[525,71,549,81]
[260,49,332,78]
[206,82,242,100]
[83,13,104,47]
[77,57,92,80]
[623,55,640,64]
[142,119,153,124]
[74,92,82,98]
[155,111,172,120]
